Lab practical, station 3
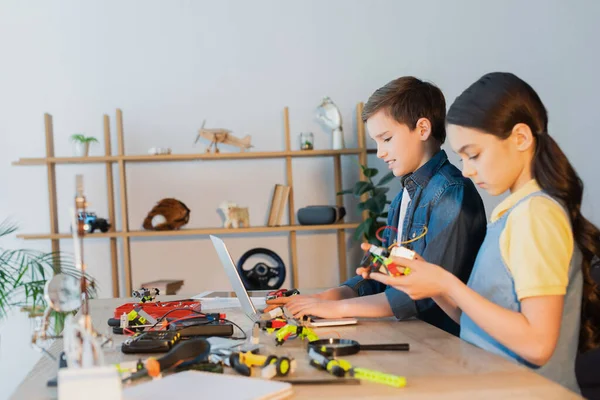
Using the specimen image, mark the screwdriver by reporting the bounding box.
[124,338,210,382]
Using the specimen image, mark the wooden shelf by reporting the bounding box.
[13,106,369,296]
[17,231,123,240]
[17,223,361,240]
[12,149,365,166]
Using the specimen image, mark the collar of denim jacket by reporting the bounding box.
[402,149,448,195]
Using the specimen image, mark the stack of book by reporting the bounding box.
[267,184,291,226]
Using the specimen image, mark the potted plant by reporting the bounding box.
[70,134,98,157]
[0,219,96,335]
[337,164,396,245]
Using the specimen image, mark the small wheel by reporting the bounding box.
[275,357,291,377]
[264,355,278,366]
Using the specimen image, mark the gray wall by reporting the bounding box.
[1,1,599,396]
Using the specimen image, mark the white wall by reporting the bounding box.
[2,0,599,398]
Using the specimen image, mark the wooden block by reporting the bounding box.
[267,184,285,226]
[140,279,184,295]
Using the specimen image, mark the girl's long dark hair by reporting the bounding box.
[447,72,600,352]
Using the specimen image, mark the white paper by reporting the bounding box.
[123,370,293,400]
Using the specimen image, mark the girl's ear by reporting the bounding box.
[416,118,432,141]
[511,123,535,152]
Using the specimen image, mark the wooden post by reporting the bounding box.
[333,154,347,283]
[283,107,299,288]
[104,115,120,297]
[44,114,60,258]
[116,109,133,295]
[357,103,369,223]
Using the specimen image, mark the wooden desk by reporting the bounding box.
[11,295,581,399]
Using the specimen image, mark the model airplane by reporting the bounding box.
[194,120,253,153]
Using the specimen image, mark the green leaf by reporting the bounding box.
[0,218,98,322]
[363,199,380,215]
[373,187,390,197]
[376,171,396,186]
[380,212,389,219]
[353,181,374,197]
[364,194,387,215]
[357,201,368,211]
[336,189,353,196]
[363,168,379,178]
[70,134,98,143]
[353,220,369,241]
[374,193,386,210]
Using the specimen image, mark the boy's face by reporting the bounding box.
[366,110,430,177]
[447,124,527,196]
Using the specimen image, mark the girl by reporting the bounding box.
[358,72,600,393]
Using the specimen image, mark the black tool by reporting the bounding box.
[121,331,181,354]
[172,320,234,337]
[124,338,211,382]
[308,338,409,357]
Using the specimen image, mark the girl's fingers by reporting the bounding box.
[369,272,400,286]
[356,267,370,279]
[390,255,419,268]
[360,243,371,251]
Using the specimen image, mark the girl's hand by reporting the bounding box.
[356,249,452,299]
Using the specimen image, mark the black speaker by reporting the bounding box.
[297,206,346,225]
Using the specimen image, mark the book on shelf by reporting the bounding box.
[267,184,291,226]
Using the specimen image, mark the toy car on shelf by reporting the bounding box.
[77,211,111,233]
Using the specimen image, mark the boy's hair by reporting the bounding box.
[362,76,447,144]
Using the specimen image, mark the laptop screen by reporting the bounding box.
[209,235,259,321]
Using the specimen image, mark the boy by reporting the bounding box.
[267,76,487,336]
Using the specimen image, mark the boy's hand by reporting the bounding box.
[357,254,451,300]
[263,294,315,313]
[284,298,345,319]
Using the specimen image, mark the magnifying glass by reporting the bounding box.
[308,338,409,357]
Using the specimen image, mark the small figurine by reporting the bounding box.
[219,201,250,228]
[195,120,253,153]
[316,97,345,150]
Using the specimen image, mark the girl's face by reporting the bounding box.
[447,124,531,196]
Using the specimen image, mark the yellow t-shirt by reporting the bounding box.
[492,180,574,300]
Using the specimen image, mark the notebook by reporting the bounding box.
[122,370,293,400]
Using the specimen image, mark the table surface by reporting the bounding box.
[11,293,582,399]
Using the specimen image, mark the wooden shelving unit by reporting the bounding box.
[13,104,369,297]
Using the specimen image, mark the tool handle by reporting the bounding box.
[361,343,409,351]
[147,338,210,377]
[352,367,407,388]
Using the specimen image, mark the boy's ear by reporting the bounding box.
[511,123,535,152]
[416,118,432,141]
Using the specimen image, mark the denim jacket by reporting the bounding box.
[342,150,487,336]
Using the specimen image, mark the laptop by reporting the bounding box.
[210,235,262,322]
[210,235,357,327]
